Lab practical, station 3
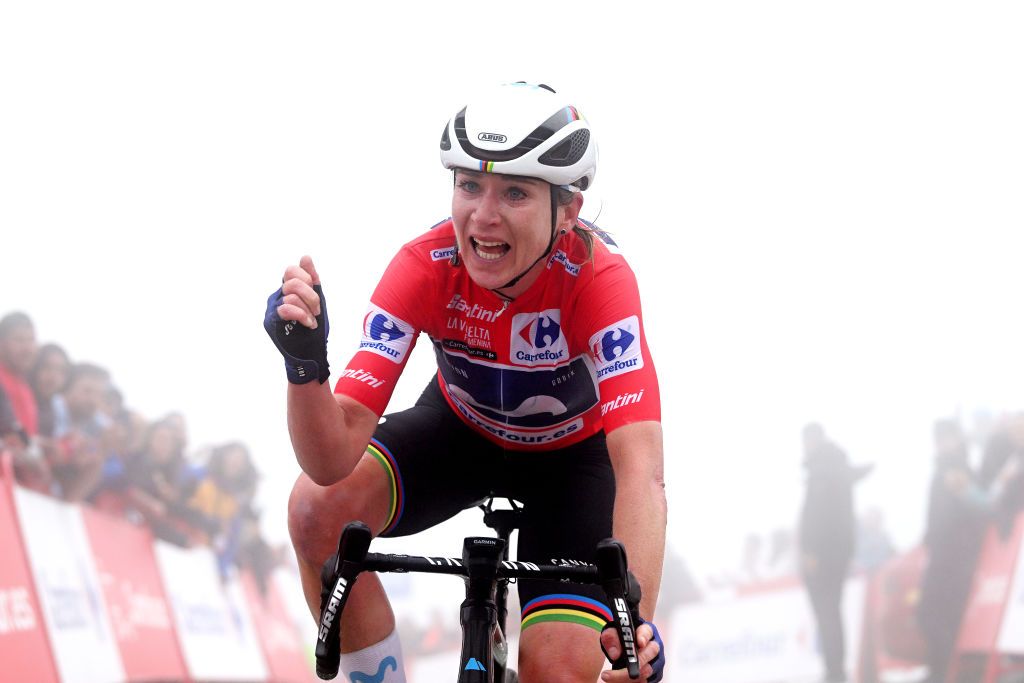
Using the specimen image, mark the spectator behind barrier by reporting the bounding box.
[918,418,990,683]
[90,408,148,516]
[30,343,70,439]
[0,312,39,436]
[50,362,112,501]
[121,418,198,546]
[0,312,51,491]
[180,441,258,546]
[977,412,1024,538]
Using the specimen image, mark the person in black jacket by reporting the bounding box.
[799,423,871,683]
[917,418,990,683]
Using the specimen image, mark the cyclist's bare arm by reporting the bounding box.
[288,386,379,486]
[603,420,666,681]
[278,255,380,486]
[607,420,666,618]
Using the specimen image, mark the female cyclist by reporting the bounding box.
[266,82,666,683]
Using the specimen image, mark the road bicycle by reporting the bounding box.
[314,498,644,682]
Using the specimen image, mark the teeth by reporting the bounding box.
[471,237,509,261]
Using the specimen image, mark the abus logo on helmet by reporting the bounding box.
[359,304,414,364]
[510,310,568,366]
[590,316,644,381]
[478,132,507,143]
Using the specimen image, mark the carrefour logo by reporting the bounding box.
[589,316,643,381]
[431,246,457,261]
[359,304,414,364]
[369,314,406,342]
[510,310,568,366]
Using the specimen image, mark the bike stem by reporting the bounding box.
[458,536,506,682]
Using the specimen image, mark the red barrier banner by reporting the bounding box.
[80,505,189,682]
[867,547,927,679]
[14,487,126,683]
[956,519,1024,653]
[0,458,59,683]
[241,571,317,683]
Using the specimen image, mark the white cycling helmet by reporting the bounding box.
[440,82,597,191]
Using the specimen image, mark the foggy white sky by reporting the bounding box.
[2,1,1023,585]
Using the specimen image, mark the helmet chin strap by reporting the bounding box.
[491,186,563,298]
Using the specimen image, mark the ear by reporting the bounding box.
[558,193,584,232]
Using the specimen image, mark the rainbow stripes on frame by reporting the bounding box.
[368,438,404,535]
[521,593,612,632]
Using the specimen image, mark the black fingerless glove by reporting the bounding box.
[264,284,330,384]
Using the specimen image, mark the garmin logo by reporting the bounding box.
[478,132,507,143]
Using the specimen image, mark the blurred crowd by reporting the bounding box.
[694,416,1024,683]
[0,310,283,592]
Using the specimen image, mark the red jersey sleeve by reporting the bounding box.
[573,250,661,433]
[332,244,434,415]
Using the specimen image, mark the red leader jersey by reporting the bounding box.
[333,219,660,451]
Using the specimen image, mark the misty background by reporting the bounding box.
[2,0,1022,618]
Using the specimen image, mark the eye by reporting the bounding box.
[456,179,480,193]
[506,186,528,201]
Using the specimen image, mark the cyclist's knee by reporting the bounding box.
[287,474,365,565]
[517,623,604,683]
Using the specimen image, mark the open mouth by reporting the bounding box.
[470,236,511,261]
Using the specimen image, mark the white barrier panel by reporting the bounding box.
[154,540,269,682]
[997,530,1024,653]
[13,488,126,683]
[669,577,865,683]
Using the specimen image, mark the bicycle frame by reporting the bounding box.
[315,508,643,682]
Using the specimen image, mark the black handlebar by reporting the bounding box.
[315,522,643,680]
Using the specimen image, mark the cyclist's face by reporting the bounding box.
[452,170,576,294]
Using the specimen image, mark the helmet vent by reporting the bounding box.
[538,130,590,167]
[440,123,451,151]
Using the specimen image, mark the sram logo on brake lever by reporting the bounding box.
[319,576,349,642]
[612,597,639,667]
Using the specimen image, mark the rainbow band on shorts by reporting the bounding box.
[521,594,612,633]
[478,160,496,173]
[367,438,404,535]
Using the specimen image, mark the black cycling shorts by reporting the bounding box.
[366,378,616,633]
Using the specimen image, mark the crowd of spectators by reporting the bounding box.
[0,310,282,592]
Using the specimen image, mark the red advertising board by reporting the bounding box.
[80,505,188,682]
[0,455,59,683]
[955,522,1023,652]
[241,571,316,683]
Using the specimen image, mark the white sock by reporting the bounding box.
[339,628,407,683]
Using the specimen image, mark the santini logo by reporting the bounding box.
[477,132,507,143]
[601,390,645,416]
